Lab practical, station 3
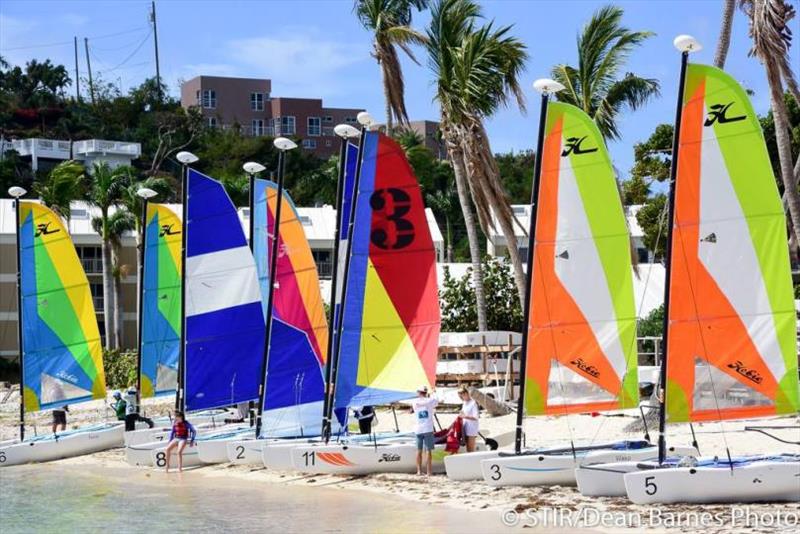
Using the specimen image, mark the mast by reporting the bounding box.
[175,152,198,412]
[513,80,562,455]
[320,125,359,438]
[135,187,157,408]
[323,112,373,441]
[255,139,297,437]
[9,187,26,441]
[657,35,699,464]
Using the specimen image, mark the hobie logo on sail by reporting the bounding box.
[561,136,598,157]
[159,224,180,237]
[727,360,763,384]
[56,370,78,384]
[704,103,746,127]
[378,453,401,462]
[35,222,59,237]
[570,357,600,378]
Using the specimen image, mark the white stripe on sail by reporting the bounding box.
[186,246,262,317]
[554,153,627,379]
[697,120,786,382]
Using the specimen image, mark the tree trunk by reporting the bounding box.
[100,234,117,350]
[112,246,123,350]
[445,131,488,331]
[381,63,393,137]
[765,59,800,247]
[445,216,454,263]
[714,0,736,68]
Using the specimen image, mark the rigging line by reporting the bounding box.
[98,28,153,74]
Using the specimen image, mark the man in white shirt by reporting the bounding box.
[412,385,438,476]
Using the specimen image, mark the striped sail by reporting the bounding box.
[184,169,265,411]
[665,63,799,422]
[18,202,105,411]
[524,102,638,415]
[333,132,440,416]
[140,203,181,398]
[255,179,330,437]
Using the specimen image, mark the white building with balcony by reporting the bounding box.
[9,138,141,172]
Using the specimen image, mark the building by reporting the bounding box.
[485,204,652,263]
[0,199,444,358]
[180,76,363,158]
[9,138,142,172]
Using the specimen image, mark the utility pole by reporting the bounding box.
[151,1,162,102]
[84,38,95,105]
[73,37,81,102]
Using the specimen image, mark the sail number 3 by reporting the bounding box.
[370,188,415,250]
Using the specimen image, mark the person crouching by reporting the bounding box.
[165,411,196,473]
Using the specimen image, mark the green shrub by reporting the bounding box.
[103,349,137,390]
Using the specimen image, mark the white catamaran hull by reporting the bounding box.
[195,430,254,464]
[125,424,247,467]
[227,439,265,464]
[150,444,203,469]
[574,445,700,496]
[624,459,800,504]
[444,450,504,481]
[0,423,124,467]
[290,441,483,475]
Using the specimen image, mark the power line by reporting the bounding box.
[97,29,152,74]
[1,26,147,52]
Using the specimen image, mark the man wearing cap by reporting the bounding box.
[122,387,155,431]
[413,385,438,477]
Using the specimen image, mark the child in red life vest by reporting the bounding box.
[164,411,196,472]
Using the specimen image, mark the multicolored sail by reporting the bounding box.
[184,169,265,411]
[524,101,638,415]
[333,132,440,416]
[255,179,330,437]
[18,202,105,411]
[665,63,799,422]
[140,203,181,398]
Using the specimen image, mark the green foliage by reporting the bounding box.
[495,150,534,203]
[637,303,664,337]
[102,349,137,390]
[439,256,523,332]
[636,194,667,260]
[621,174,650,205]
[760,92,800,187]
[0,147,35,195]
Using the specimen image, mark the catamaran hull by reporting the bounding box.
[444,450,504,481]
[262,439,317,470]
[574,446,700,496]
[125,424,247,467]
[0,424,123,467]
[150,444,203,469]
[290,441,481,475]
[196,435,254,464]
[227,439,265,464]
[624,460,800,504]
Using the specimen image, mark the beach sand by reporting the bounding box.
[2,387,798,532]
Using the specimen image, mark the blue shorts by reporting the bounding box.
[416,432,435,451]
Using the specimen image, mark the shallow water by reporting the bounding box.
[0,463,502,533]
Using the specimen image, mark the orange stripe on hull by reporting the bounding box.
[668,80,779,420]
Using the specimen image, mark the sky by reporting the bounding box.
[1,0,798,181]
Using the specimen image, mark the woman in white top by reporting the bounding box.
[458,387,479,452]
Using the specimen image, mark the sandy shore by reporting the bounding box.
[3,385,797,533]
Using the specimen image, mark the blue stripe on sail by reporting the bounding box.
[187,169,247,257]
[263,319,325,410]
[333,131,379,417]
[339,142,359,240]
[185,302,265,411]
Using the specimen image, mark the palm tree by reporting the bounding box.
[86,162,132,350]
[428,0,530,310]
[551,5,660,140]
[355,0,429,135]
[34,160,86,221]
[714,0,737,68]
[741,0,800,244]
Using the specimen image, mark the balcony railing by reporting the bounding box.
[11,138,71,159]
[73,139,141,157]
[81,258,104,274]
[316,261,332,279]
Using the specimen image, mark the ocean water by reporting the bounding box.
[0,464,500,533]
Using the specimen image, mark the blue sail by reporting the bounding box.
[184,169,265,411]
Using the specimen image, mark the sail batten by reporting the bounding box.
[18,202,105,412]
[525,102,638,416]
[666,64,799,423]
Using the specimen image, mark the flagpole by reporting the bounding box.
[321,124,360,438]
[513,80,564,455]
[657,35,701,465]
[135,187,157,408]
[175,151,199,413]
[255,138,297,437]
[9,186,27,441]
[324,111,373,442]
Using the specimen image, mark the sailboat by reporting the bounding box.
[620,36,800,504]
[448,82,694,486]
[1,197,121,466]
[577,35,800,502]
[286,127,446,475]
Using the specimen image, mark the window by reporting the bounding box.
[312,249,332,279]
[70,208,88,219]
[512,206,528,216]
[518,246,529,263]
[241,208,250,219]
[299,215,312,225]
[280,116,296,135]
[307,117,321,136]
[250,92,264,111]
[89,281,104,311]
[345,116,357,124]
[195,90,200,105]
[202,89,216,109]
[208,117,217,128]
[252,119,265,136]
[323,116,333,123]
[302,139,317,150]
[77,246,102,273]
